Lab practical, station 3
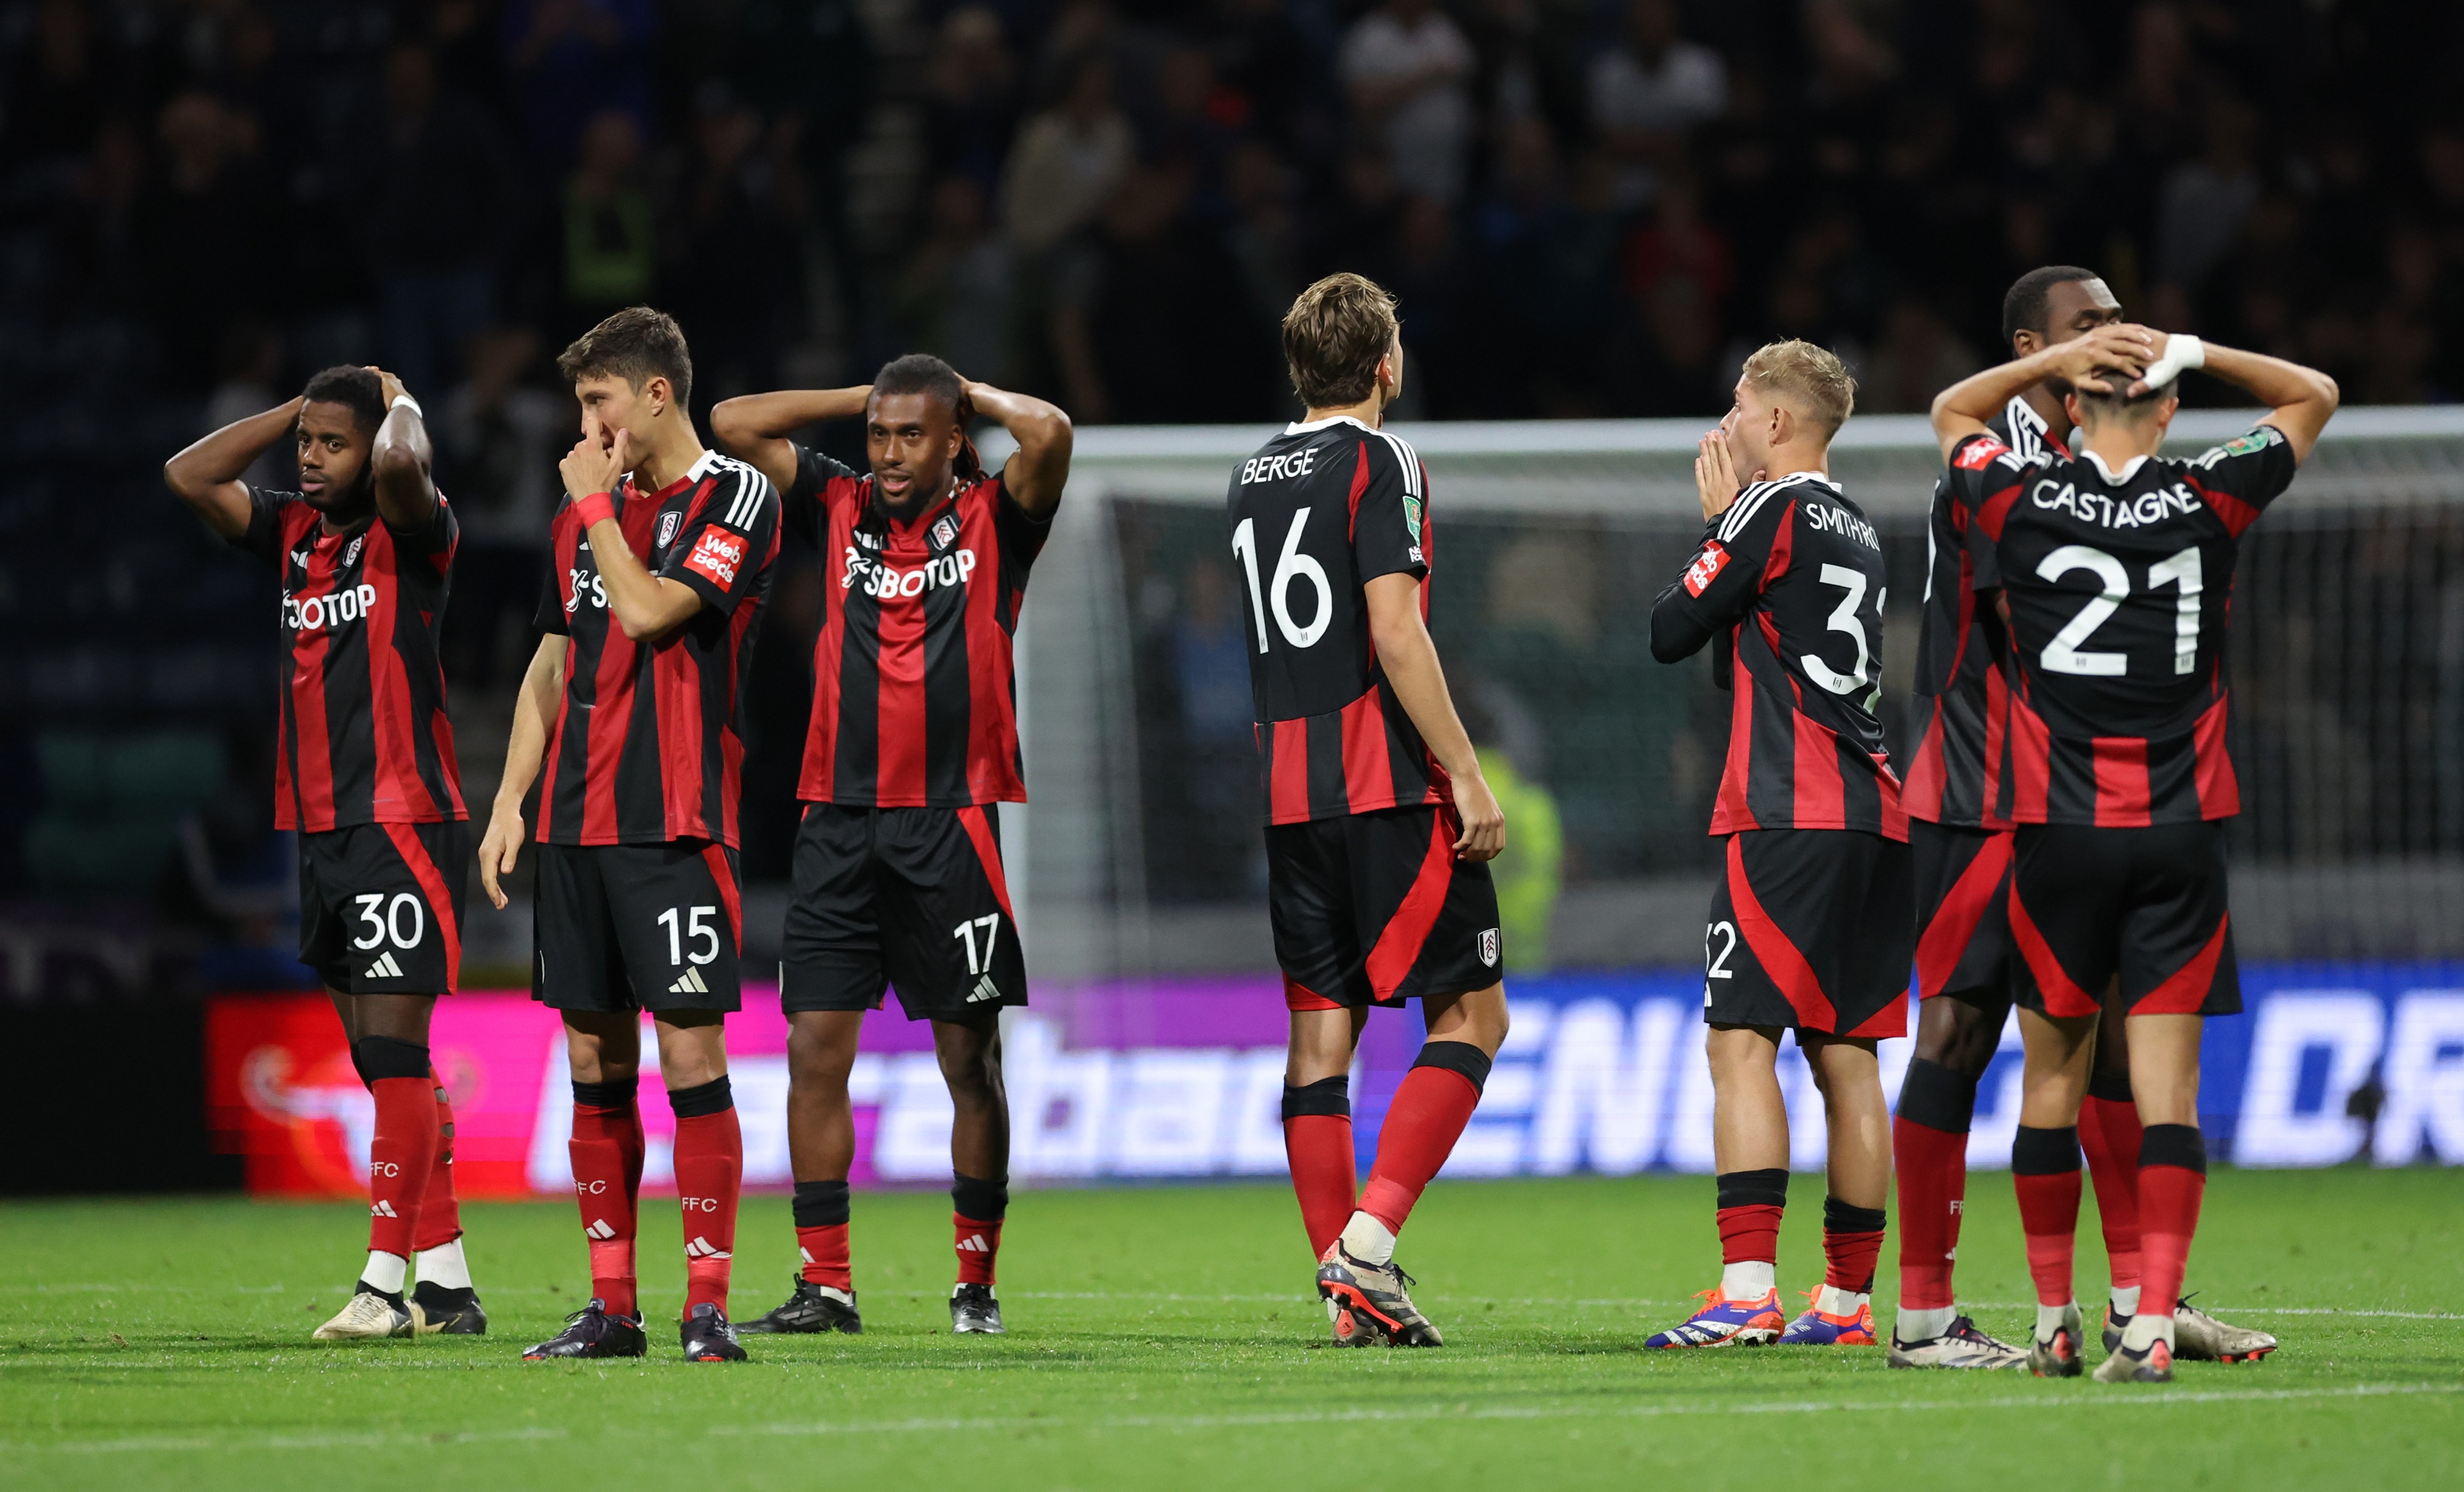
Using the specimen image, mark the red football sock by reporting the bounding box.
[954,1214,1005,1286]
[1822,1199,1887,1294]
[797,1223,853,1291]
[2138,1124,2207,1324]
[1717,1204,1784,1266]
[569,1094,644,1319]
[672,1105,743,1316]
[2013,1170,2084,1307]
[1891,1116,1967,1310]
[1355,1053,1486,1235]
[367,1075,439,1261]
[410,1068,462,1252]
[2080,1093,2146,1294]
[1283,1114,1357,1259]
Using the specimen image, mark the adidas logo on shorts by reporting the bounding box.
[363,952,405,979]
[669,967,711,995]
[967,974,1001,1004]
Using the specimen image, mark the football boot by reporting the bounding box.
[1886,1314,2028,1369]
[313,1286,411,1341]
[1645,1287,1786,1348]
[1316,1244,1441,1347]
[408,1282,487,1336]
[1777,1291,1878,1345]
[522,1300,647,1360]
[740,1277,864,1335]
[680,1302,747,1362]
[2029,1302,2085,1377]
[950,1283,1006,1335]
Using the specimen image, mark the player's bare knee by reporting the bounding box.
[1914,997,2001,1076]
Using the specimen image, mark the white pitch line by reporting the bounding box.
[1957,1302,2464,1322]
[7,1381,2458,1454]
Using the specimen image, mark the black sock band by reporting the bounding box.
[356,1036,432,1082]
[952,1172,1008,1222]
[2087,1068,2136,1104]
[2011,1124,2083,1175]
[2140,1122,2207,1174]
[667,1076,733,1117]
[1281,1074,1352,1121]
[1822,1196,1887,1235]
[792,1178,851,1228]
[572,1076,638,1109]
[1411,1040,1493,1094]
[1896,1056,1979,1133]
[1716,1167,1790,1210]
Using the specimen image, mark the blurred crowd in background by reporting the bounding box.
[6,0,2464,991]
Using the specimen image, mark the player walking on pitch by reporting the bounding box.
[1645,341,1906,1350]
[1894,267,2276,1369]
[708,356,1072,1337]
[1932,325,2337,1381]
[1231,274,1510,1348]
[164,366,484,1340]
[481,309,782,1363]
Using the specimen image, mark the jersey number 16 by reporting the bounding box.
[1233,511,1332,652]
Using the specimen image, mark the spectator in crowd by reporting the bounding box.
[925,6,1019,201]
[1340,0,1475,205]
[1588,0,1728,208]
[559,109,655,339]
[366,43,510,397]
[435,328,563,689]
[895,176,1013,384]
[1001,52,1133,256]
[137,92,280,389]
[503,0,655,164]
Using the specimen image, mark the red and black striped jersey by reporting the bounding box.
[231,489,466,832]
[1227,416,1448,825]
[784,445,1048,807]
[1953,423,2299,825]
[1650,471,1908,839]
[532,450,780,847]
[1902,397,2065,830]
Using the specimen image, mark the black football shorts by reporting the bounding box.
[2008,821,2240,1020]
[1266,805,1502,1010]
[1910,819,2014,1010]
[1704,829,1912,1039]
[299,820,469,994]
[532,840,743,1013]
[780,803,1026,1023]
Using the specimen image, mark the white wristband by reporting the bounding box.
[390,392,424,418]
[2138,333,2204,389]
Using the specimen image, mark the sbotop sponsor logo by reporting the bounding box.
[843,544,977,599]
[565,567,608,612]
[283,583,379,632]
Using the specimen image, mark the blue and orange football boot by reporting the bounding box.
[1777,1289,1878,1346]
[1645,1287,1787,1348]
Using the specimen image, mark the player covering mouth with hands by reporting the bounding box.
[1646,341,1908,1351]
[1931,323,2337,1381]
[163,365,483,1340]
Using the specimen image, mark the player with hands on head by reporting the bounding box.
[1931,322,2336,1382]
[163,364,484,1341]
[488,307,782,1366]
[1222,274,1508,1349]
[1645,341,1907,1352]
[709,357,1069,1338]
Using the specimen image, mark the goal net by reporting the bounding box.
[1009,408,2464,986]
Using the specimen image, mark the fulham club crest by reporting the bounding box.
[930,514,960,551]
[1477,928,1500,968]
[657,511,683,549]
[343,535,363,567]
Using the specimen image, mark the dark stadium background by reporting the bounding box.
[3,0,2459,1191]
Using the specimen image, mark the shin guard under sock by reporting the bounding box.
[410,1067,464,1252]
[952,1173,1008,1286]
[360,1037,438,1262]
[793,1179,853,1291]
[670,1077,742,1315]
[2080,1077,2146,1296]
[1892,1056,1977,1311]
[1281,1076,1356,1258]
[2138,1124,2207,1324]
[569,1077,644,1318]
[1355,1044,1489,1235]
[2011,1125,2084,1309]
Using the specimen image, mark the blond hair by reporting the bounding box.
[1282,273,1400,408]
[1741,339,1856,440]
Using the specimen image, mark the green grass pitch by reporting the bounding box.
[2,1170,2458,1490]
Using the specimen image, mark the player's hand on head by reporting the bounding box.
[367,366,408,407]
[2061,323,2157,397]
[1451,774,1506,862]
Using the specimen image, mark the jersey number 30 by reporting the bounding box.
[2036,543,2202,677]
[1232,511,1332,652]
